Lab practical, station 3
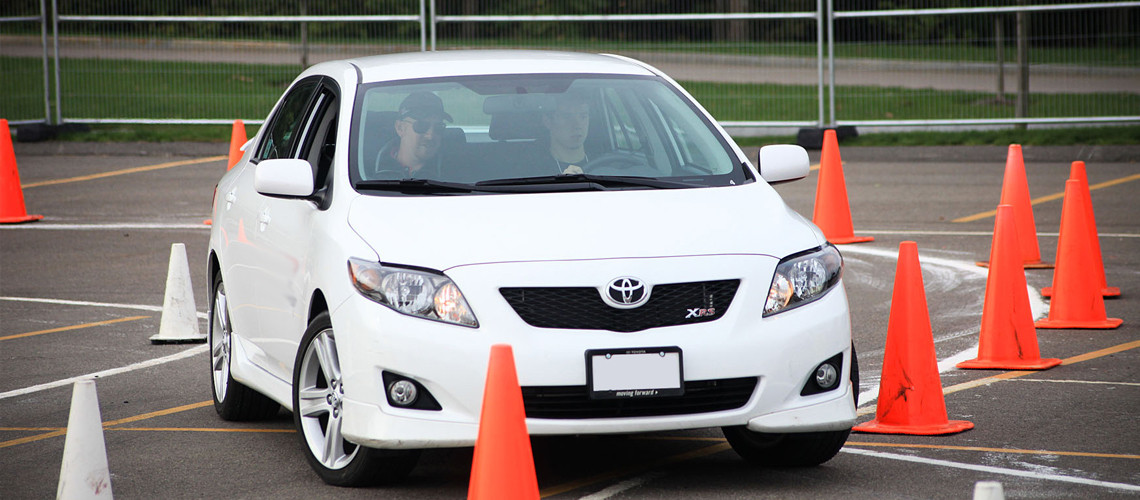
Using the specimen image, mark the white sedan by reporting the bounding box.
[206,50,856,486]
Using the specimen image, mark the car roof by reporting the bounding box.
[340,50,660,84]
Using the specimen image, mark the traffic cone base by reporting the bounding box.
[830,235,875,244]
[853,419,974,436]
[0,213,44,224]
[1035,317,1122,329]
[974,259,1052,269]
[1041,286,1119,298]
[956,357,1061,370]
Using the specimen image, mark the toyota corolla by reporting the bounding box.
[206,50,856,486]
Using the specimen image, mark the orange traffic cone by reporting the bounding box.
[1035,180,1123,329]
[812,129,873,245]
[227,119,247,170]
[977,145,1051,268]
[853,241,973,435]
[1042,161,1119,299]
[0,119,44,224]
[468,344,539,500]
[958,205,1061,370]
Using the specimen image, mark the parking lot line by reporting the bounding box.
[0,345,207,400]
[106,427,293,433]
[20,156,226,189]
[540,442,732,498]
[0,315,150,342]
[952,172,1140,223]
[845,441,1140,460]
[842,447,1140,492]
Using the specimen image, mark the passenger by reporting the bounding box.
[540,92,591,175]
[375,91,452,178]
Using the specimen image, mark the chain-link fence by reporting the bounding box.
[2,0,1137,131]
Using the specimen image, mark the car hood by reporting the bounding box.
[347,183,823,270]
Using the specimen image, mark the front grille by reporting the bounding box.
[522,377,757,419]
[500,279,740,332]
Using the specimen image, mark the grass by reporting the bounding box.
[732,125,1140,147]
[3,55,1136,146]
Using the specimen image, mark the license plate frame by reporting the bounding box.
[586,346,683,400]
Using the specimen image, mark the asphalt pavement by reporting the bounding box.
[1,141,1138,499]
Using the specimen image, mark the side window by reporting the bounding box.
[255,80,319,162]
[300,88,338,190]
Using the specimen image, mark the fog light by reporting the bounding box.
[800,352,845,397]
[388,380,418,407]
[814,363,839,390]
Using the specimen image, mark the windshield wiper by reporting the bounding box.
[476,173,695,190]
[355,178,475,194]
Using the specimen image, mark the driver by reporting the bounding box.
[375,91,453,177]
[541,92,590,175]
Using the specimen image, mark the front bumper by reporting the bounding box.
[333,255,855,449]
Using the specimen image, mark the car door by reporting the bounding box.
[249,79,339,383]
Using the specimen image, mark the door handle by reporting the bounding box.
[258,209,271,231]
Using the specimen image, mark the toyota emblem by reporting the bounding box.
[603,277,650,309]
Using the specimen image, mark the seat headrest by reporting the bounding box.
[489,112,543,141]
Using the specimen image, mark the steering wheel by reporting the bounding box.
[585,150,654,176]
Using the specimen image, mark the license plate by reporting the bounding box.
[586,347,683,399]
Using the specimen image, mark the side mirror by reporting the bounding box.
[757,144,810,184]
[255,159,315,198]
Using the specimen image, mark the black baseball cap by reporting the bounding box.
[399,91,453,122]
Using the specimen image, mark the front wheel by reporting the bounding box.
[723,346,858,467]
[292,312,420,486]
[209,275,279,421]
[723,427,850,467]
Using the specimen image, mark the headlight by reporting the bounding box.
[348,258,478,327]
[764,244,843,317]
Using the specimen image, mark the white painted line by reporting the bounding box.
[842,447,1140,492]
[1013,379,1140,387]
[0,345,208,401]
[577,472,664,500]
[0,296,207,319]
[0,223,209,230]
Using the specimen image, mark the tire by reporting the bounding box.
[723,426,850,467]
[292,312,420,486]
[209,275,280,421]
[722,345,858,467]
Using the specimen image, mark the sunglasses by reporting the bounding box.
[404,119,446,135]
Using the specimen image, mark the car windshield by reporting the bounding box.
[350,74,750,194]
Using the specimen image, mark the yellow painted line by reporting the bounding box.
[942,339,1140,397]
[107,427,294,433]
[0,315,150,341]
[101,400,213,428]
[0,400,214,449]
[540,442,731,498]
[21,155,226,189]
[0,427,65,432]
[952,172,1140,223]
[846,442,1140,460]
[858,339,1140,417]
[0,429,67,449]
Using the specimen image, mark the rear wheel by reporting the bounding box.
[209,275,279,420]
[723,345,858,467]
[292,312,420,486]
